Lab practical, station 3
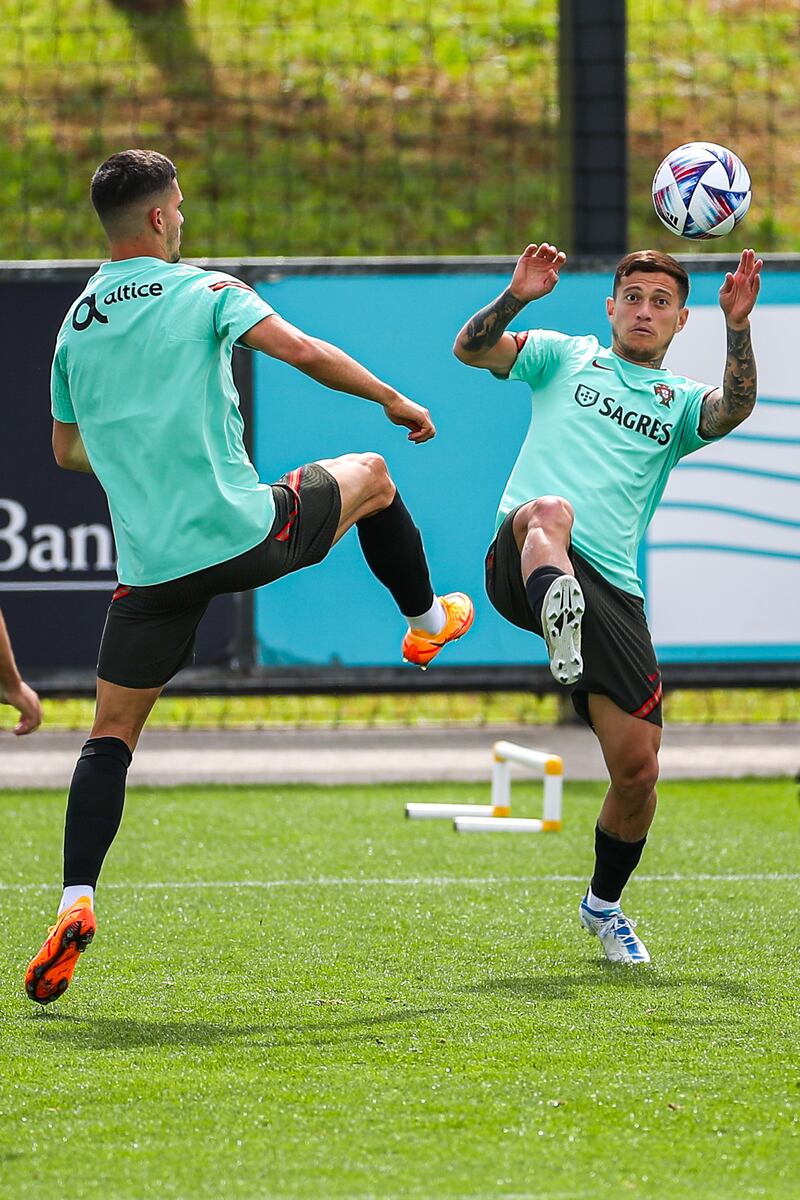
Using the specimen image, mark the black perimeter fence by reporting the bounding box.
[0,1,797,259]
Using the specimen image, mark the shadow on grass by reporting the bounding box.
[26,1006,446,1051]
[466,970,752,1001]
[108,0,214,99]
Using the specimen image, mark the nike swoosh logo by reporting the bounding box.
[592,359,614,371]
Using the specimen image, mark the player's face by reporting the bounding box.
[606,271,688,365]
[160,179,184,263]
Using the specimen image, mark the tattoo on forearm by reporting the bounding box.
[700,324,757,437]
[461,289,526,352]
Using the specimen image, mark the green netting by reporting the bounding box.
[0,1,796,258]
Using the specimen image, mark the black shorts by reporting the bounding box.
[485,507,663,728]
[98,463,341,689]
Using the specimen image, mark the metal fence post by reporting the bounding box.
[559,0,628,255]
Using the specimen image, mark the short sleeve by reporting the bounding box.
[208,275,276,345]
[675,381,719,458]
[505,329,574,388]
[50,346,76,423]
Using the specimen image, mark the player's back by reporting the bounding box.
[51,258,276,587]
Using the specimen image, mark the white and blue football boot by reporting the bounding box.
[579,893,651,964]
[541,574,584,686]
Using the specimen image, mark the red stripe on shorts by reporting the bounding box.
[631,681,663,720]
[274,467,304,542]
[112,585,131,601]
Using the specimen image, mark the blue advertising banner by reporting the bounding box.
[2,260,795,689]
[251,269,800,670]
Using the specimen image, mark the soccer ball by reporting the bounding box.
[652,142,751,239]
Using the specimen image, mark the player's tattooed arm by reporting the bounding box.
[700,323,758,438]
[460,290,527,353]
[701,247,762,438]
[454,242,566,373]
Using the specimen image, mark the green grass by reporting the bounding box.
[0,0,797,257]
[13,688,800,731]
[2,779,799,1198]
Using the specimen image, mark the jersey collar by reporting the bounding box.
[99,256,167,271]
[604,346,671,381]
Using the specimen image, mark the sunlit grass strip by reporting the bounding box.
[18,689,800,731]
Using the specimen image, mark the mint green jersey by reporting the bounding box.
[51,257,276,586]
[497,331,716,597]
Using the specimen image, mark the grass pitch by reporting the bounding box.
[2,779,798,1199]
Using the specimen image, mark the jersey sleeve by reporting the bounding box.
[50,346,76,423]
[207,274,276,346]
[675,380,720,458]
[505,329,574,388]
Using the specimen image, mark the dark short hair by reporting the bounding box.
[90,150,177,224]
[613,250,690,306]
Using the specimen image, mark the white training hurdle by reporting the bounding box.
[404,740,563,833]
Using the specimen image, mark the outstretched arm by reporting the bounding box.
[453,243,566,374]
[242,315,435,444]
[699,249,762,439]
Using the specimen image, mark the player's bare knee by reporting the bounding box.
[612,753,659,805]
[360,452,395,507]
[514,495,574,541]
[533,495,574,531]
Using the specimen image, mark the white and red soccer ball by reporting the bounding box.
[652,142,751,239]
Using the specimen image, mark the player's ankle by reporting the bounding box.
[524,565,565,630]
[585,885,620,913]
[59,885,95,914]
[405,596,446,635]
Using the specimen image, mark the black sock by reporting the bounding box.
[590,822,647,905]
[63,737,133,889]
[524,565,565,634]
[356,491,434,618]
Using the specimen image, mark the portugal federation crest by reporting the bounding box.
[574,384,600,407]
[653,382,674,407]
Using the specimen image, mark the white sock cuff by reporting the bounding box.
[58,885,95,914]
[586,886,620,913]
[406,597,446,635]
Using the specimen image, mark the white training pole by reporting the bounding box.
[542,773,562,827]
[493,740,557,772]
[405,802,495,820]
[404,741,563,831]
[453,741,563,833]
[490,756,511,816]
[454,816,545,833]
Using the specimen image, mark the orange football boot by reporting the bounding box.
[25,897,96,1005]
[401,592,475,669]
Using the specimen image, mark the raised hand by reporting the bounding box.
[509,243,567,304]
[719,248,763,328]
